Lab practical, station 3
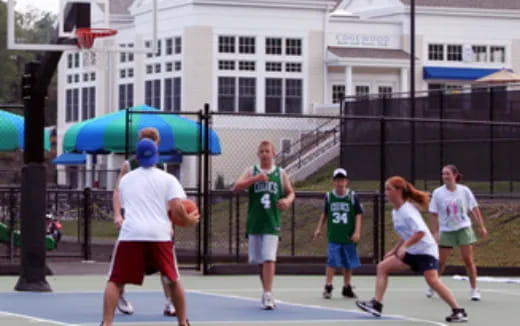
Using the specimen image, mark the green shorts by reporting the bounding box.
[439,227,477,248]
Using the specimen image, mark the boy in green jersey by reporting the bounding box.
[314,168,363,299]
[233,141,295,310]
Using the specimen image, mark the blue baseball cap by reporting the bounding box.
[136,138,159,168]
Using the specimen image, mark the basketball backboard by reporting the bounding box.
[7,0,157,53]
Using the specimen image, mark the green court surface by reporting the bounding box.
[0,273,518,326]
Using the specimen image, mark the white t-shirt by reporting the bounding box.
[429,185,478,232]
[118,167,186,241]
[392,201,438,259]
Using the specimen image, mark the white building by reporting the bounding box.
[56,0,520,188]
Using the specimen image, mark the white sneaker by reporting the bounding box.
[470,288,481,301]
[426,287,434,298]
[117,294,134,315]
[262,292,275,310]
[163,300,176,316]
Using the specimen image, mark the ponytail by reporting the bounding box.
[444,164,463,183]
[387,176,430,211]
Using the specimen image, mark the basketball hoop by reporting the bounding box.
[76,27,117,69]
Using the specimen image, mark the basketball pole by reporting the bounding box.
[15,3,90,292]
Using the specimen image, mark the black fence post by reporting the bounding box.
[489,87,495,195]
[228,193,233,255]
[339,97,345,168]
[82,187,91,261]
[439,90,445,184]
[379,96,387,262]
[196,109,203,271]
[202,103,211,275]
[125,108,130,160]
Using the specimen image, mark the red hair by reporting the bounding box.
[386,176,430,211]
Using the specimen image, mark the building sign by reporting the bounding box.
[335,33,392,48]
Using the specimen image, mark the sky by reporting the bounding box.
[15,0,60,13]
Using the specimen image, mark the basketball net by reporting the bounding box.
[76,28,117,70]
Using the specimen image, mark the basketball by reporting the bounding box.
[169,199,199,227]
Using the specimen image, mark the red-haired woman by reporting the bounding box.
[356,176,468,323]
[427,165,487,301]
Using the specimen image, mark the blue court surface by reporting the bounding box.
[0,290,396,325]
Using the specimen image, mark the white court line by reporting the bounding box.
[189,289,448,326]
[0,310,79,326]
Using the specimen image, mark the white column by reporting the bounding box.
[345,65,353,96]
[400,67,409,94]
[180,156,197,189]
[106,153,116,191]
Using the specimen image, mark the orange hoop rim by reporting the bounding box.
[76,27,118,49]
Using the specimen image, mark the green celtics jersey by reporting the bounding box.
[325,189,362,244]
[247,165,284,236]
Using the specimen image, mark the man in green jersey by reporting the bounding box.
[314,168,363,299]
[233,140,295,310]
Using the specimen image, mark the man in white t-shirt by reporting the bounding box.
[100,139,199,326]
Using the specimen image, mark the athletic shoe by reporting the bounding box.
[342,284,357,298]
[117,294,134,315]
[323,284,333,299]
[426,287,434,298]
[446,308,469,323]
[163,301,176,316]
[470,288,481,301]
[356,299,383,317]
[262,292,275,310]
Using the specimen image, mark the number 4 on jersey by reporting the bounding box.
[261,193,271,209]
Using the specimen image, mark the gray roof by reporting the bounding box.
[400,0,520,10]
[329,47,411,60]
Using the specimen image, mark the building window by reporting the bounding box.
[119,83,134,110]
[74,53,80,67]
[155,63,161,73]
[90,72,96,81]
[472,45,487,62]
[238,78,256,112]
[166,62,173,72]
[378,86,393,97]
[266,62,282,72]
[286,38,302,56]
[219,60,235,70]
[164,77,182,112]
[128,68,134,78]
[146,65,153,74]
[447,44,463,61]
[119,45,127,63]
[428,44,444,61]
[175,37,182,54]
[219,36,235,53]
[265,78,282,113]
[286,62,302,72]
[490,46,505,63]
[72,88,79,121]
[285,79,302,114]
[67,54,73,69]
[145,79,161,108]
[128,43,134,62]
[332,85,345,104]
[238,61,255,71]
[266,37,282,55]
[218,77,235,112]
[83,73,89,82]
[175,61,182,71]
[355,85,370,97]
[66,89,72,122]
[74,74,79,83]
[155,40,162,57]
[120,69,126,79]
[81,86,95,120]
[239,36,255,54]
[166,38,173,55]
[145,40,153,58]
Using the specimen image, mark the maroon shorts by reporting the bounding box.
[108,241,178,285]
